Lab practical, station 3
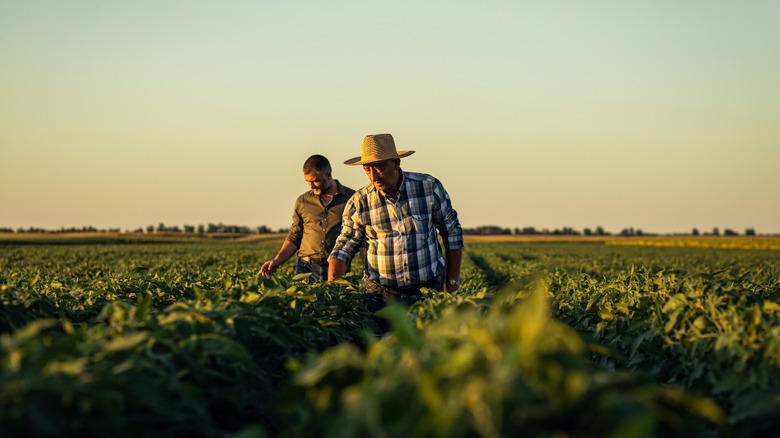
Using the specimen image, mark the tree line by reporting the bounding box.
[0,223,289,235]
[0,224,764,236]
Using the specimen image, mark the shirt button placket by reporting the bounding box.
[400,205,409,283]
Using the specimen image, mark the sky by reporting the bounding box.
[2,1,779,235]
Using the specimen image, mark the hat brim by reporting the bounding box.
[344,150,415,166]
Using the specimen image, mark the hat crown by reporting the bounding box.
[361,134,398,160]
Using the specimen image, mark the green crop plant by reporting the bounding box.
[1,240,778,437]
[289,279,721,438]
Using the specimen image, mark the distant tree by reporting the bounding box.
[550,227,580,236]
[691,228,700,236]
[583,228,592,236]
[464,225,512,235]
[197,224,205,234]
[595,226,607,236]
[745,227,756,236]
[723,228,738,236]
[183,225,195,233]
[712,227,720,236]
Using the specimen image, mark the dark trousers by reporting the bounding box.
[364,276,442,333]
[295,259,329,283]
[295,258,350,283]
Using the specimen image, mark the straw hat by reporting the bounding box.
[344,133,415,166]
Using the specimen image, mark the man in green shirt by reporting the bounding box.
[260,155,357,282]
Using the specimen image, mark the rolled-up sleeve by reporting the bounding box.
[329,196,364,264]
[285,197,304,247]
[432,178,463,250]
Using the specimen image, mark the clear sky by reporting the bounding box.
[2,1,779,235]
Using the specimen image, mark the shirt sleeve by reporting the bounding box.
[285,196,304,247]
[432,178,464,250]
[328,195,365,264]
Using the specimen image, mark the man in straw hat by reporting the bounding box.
[328,133,463,331]
[260,154,358,283]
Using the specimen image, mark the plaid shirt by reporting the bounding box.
[329,171,463,289]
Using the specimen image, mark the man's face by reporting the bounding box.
[362,160,400,192]
[304,170,332,195]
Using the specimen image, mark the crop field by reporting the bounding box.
[2,238,780,437]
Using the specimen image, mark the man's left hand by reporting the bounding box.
[445,279,460,293]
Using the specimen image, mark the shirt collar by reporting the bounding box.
[333,179,346,195]
[308,179,344,197]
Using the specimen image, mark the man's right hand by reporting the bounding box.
[260,259,278,277]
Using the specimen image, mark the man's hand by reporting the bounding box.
[444,247,462,293]
[328,258,348,281]
[446,281,460,293]
[260,259,279,277]
[260,240,298,277]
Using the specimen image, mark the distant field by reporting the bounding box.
[466,234,780,249]
[605,236,780,250]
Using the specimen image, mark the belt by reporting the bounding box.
[300,255,329,266]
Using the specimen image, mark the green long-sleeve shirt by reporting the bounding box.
[286,180,355,260]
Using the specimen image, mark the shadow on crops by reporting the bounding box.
[468,254,510,289]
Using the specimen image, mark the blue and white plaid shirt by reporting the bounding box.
[329,171,463,289]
